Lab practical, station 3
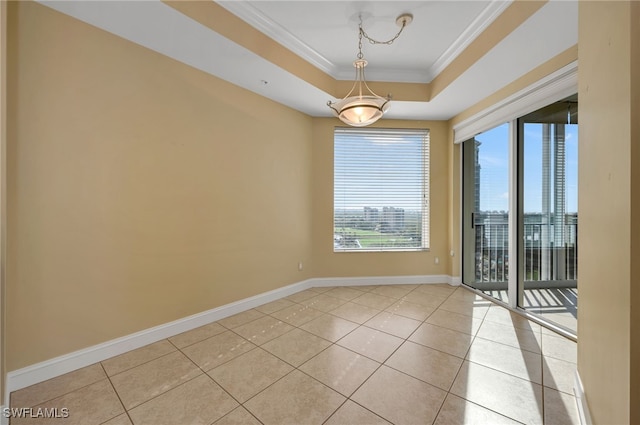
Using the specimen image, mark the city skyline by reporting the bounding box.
[475,122,578,213]
[333,123,578,214]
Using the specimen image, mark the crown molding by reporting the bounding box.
[218,1,337,76]
[427,0,512,82]
[218,0,512,84]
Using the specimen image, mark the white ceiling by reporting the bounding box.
[219,1,505,82]
[38,0,578,121]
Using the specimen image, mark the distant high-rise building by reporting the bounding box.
[364,207,379,222]
[381,206,405,231]
[474,139,482,212]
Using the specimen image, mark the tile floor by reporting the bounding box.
[10,284,580,425]
[487,288,578,333]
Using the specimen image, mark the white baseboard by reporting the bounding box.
[574,370,592,425]
[5,278,315,405]
[5,274,457,405]
[310,274,456,287]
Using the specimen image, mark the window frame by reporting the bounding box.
[333,127,430,253]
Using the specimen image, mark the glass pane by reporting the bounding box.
[462,123,510,303]
[333,128,429,251]
[520,96,578,333]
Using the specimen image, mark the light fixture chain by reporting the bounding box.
[360,19,408,46]
[328,13,410,126]
[357,24,364,59]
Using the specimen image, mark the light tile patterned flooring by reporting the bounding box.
[485,288,578,333]
[10,284,579,425]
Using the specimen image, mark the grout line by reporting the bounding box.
[222,289,398,422]
[165,325,228,351]
[540,340,546,424]
[217,309,268,331]
[98,362,135,425]
[210,406,265,425]
[320,398,351,425]
[115,365,205,412]
[339,398,392,424]
[437,295,484,423]
[18,284,567,425]
[103,343,178,378]
[458,351,548,388]
[318,290,459,422]
[236,367,298,409]
[9,367,107,411]
[295,360,401,425]
[173,341,258,423]
[443,394,528,425]
[473,333,542,355]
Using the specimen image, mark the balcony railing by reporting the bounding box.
[474,214,577,288]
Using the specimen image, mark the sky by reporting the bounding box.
[334,130,426,211]
[333,122,578,215]
[475,122,578,213]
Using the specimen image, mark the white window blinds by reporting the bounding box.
[334,128,430,252]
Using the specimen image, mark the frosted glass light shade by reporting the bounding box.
[329,95,390,127]
[328,58,391,127]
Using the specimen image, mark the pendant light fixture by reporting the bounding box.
[328,13,413,127]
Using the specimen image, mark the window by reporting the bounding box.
[333,128,430,252]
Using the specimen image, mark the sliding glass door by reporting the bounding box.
[518,96,578,332]
[462,123,510,302]
[462,95,578,335]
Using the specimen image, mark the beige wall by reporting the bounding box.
[4,1,460,375]
[0,0,7,404]
[447,131,461,279]
[444,3,640,419]
[4,1,462,376]
[445,47,578,283]
[578,2,638,423]
[311,118,452,278]
[449,45,577,129]
[12,10,640,423]
[631,4,640,422]
[5,2,314,370]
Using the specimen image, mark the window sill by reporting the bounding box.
[333,248,430,253]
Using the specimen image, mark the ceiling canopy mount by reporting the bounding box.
[328,13,413,127]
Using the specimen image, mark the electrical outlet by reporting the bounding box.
[435,257,440,265]
[298,261,303,271]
